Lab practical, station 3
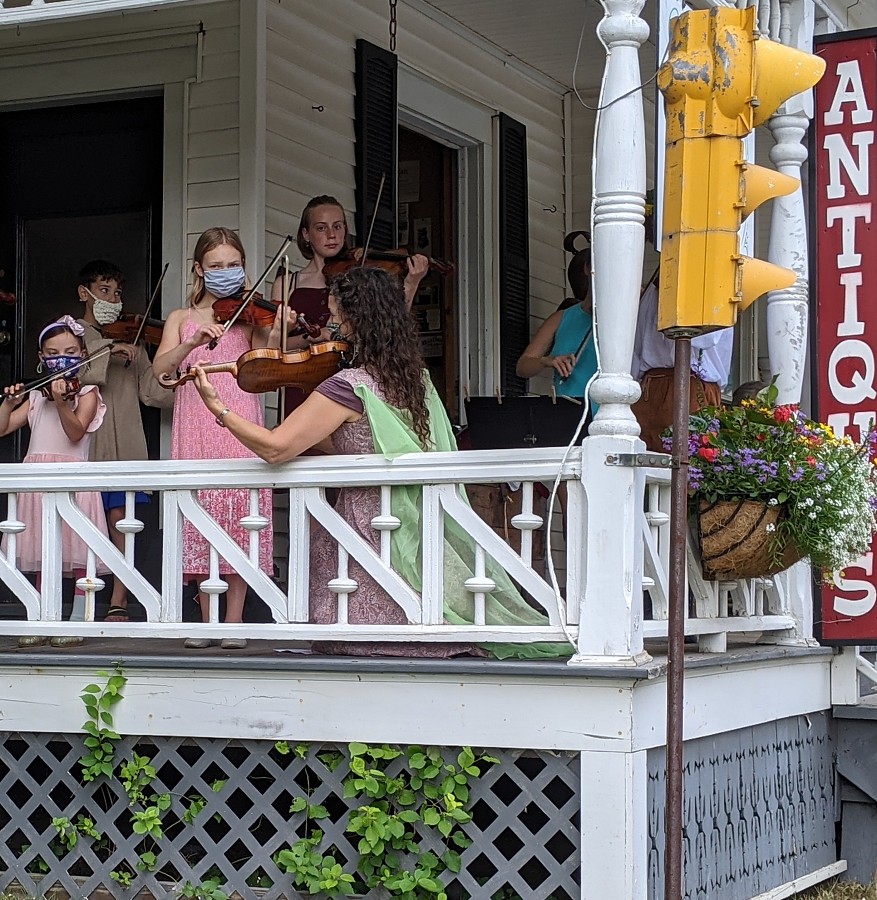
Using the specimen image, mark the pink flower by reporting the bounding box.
[697,447,719,462]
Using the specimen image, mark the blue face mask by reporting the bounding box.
[203,266,246,299]
[42,355,82,378]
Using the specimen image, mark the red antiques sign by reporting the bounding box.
[813,30,877,643]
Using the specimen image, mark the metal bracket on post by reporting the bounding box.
[605,452,675,468]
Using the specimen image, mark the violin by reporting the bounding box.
[212,292,280,329]
[159,340,351,395]
[9,368,83,403]
[101,314,165,347]
[322,247,455,280]
[212,294,324,339]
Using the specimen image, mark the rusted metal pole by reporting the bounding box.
[664,336,691,900]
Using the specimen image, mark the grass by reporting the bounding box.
[796,880,877,899]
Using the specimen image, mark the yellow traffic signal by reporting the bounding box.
[657,7,826,335]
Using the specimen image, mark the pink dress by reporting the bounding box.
[170,312,273,577]
[3,385,109,574]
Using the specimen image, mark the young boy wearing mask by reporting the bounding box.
[77,259,172,622]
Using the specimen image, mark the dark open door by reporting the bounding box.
[0,95,164,461]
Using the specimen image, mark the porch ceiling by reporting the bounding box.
[416,0,659,92]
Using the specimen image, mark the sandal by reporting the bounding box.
[17,636,46,648]
[104,605,130,622]
[184,637,216,649]
[50,636,84,648]
[220,638,247,650]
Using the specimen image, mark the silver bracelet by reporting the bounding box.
[215,407,231,428]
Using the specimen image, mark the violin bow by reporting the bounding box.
[211,234,294,345]
[14,345,114,400]
[360,172,386,268]
[278,253,290,416]
[129,262,169,349]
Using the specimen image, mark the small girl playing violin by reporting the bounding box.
[152,227,276,649]
[0,316,110,648]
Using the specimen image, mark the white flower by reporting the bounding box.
[810,511,817,519]
[766,523,777,532]
[768,498,778,506]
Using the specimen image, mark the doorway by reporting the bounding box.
[0,95,164,461]
[398,127,459,418]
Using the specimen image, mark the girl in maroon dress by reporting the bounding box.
[270,195,429,416]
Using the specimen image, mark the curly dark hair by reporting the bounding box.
[328,266,431,448]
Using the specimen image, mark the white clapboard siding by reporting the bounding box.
[264,0,567,321]
[184,2,241,268]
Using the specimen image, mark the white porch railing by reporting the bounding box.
[0,447,814,660]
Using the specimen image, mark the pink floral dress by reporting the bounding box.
[170,312,273,577]
[3,385,109,574]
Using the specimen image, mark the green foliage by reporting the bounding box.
[119,753,156,805]
[78,667,126,782]
[110,868,134,888]
[682,398,877,574]
[73,666,230,896]
[275,741,498,899]
[179,877,228,900]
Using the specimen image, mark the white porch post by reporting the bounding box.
[764,0,818,645]
[574,0,649,666]
[764,0,815,407]
[580,749,649,900]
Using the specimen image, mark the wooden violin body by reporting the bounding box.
[159,340,351,395]
[322,247,455,280]
[212,292,280,329]
[101,314,165,346]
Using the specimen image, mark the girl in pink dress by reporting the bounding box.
[153,228,281,649]
[0,316,109,648]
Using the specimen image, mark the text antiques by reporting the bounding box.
[814,30,877,642]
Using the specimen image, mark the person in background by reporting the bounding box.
[190,266,572,660]
[631,277,734,451]
[270,195,429,416]
[77,259,173,623]
[515,231,597,422]
[0,317,109,648]
[152,227,280,649]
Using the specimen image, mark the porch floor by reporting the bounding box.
[0,636,830,677]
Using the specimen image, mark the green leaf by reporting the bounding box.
[442,849,462,873]
[348,741,368,757]
[289,796,307,814]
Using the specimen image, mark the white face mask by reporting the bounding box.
[87,289,123,326]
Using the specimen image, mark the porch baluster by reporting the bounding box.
[575,0,650,666]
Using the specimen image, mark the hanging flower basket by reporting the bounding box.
[697,498,804,581]
[668,382,877,582]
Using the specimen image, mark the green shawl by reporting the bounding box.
[354,378,573,660]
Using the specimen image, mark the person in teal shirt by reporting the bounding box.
[516,231,597,420]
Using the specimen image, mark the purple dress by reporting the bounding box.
[309,368,480,658]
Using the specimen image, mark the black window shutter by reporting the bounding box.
[354,39,397,251]
[497,113,530,397]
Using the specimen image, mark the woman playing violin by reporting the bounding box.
[77,259,173,623]
[190,266,571,661]
[152,228,281,649]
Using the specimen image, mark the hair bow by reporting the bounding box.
[38,315,86,346]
